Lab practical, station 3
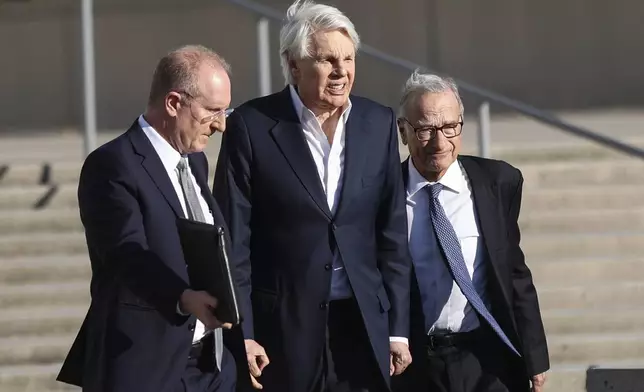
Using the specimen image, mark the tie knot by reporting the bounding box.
[177,157,189,172]
[427,183,443,199]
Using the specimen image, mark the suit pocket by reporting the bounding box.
[376,286,391,313]
[117,288,156,311]
[118,302,156,311]
[251,288,278,314]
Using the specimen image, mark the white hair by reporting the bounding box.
[398,69,465,118]
[279,0,360,85]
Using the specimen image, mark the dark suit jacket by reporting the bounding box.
[56,121,246,392]
[393,156,549,391]
[213,87,412,391]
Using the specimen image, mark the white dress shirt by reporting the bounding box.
[288,86,407,345]
[288,85,352,300]
[406,159,489,334]
[139,115,213,343]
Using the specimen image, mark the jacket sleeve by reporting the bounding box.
[376,108,413,339]
[507,168,550,376]
[212,110,256,340]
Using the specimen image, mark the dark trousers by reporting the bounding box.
[414,328,529,392]
[313,298,389,392]
[176,334,236,392]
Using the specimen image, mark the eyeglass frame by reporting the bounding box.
[176,90,233,124]
[399,117,464,141]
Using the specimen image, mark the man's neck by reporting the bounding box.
[142,109,182,153]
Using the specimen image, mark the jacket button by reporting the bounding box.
[188,323,195,332]
[331,223,337,230]
[325,263,332,271]
[319,302,328,309]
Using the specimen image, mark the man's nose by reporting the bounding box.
[211,119,225,134]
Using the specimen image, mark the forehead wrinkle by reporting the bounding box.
[417,106,459,126]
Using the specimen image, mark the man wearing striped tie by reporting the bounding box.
[391,70,549,392]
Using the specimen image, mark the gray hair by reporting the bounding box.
[148,44,231,105]
[398,69,464,118]
[279,0,360,85]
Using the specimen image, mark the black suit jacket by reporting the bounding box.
[56,121,246,392]
[213,87,412,391]
[394,156,549,390]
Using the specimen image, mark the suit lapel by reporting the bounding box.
[128,122,184,218]
[458,156,504,271]
[269,87,332,219]
[334,102,369,217]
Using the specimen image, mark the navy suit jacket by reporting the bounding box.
[56,121,246,392]
[213,87,412,391]
[393,156,549,391]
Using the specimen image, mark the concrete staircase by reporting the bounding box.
[1,128,644,392]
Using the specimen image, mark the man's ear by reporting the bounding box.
[165,92,182,118]
[289,58,300,81]
[397,119,408,146]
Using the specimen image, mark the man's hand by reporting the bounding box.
[179,289,232,329]
[389,341,412,376]
[531,372,547,392]
[245,339,270,389]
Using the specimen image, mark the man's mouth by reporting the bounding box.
[327,82,346,93]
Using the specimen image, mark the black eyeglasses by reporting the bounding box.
[399,117,463,141]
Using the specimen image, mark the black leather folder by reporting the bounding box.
[176,218,242,326]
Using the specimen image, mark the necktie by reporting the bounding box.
[177,157,224,370]
[427,183,520,356]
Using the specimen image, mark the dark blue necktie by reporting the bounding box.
[427,183,520,356]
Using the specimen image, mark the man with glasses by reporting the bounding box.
[57,45,243,392]
[392,70,549,392]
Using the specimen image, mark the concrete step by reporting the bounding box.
[0,255,89,285]
[0,232,86,258]
[547,361,644,392]
[543,309,644,335]
[0,282,89,309]
[548,333,644,364]
[529,258,644,286]
[0,162,80,187]
[0,306,85,338]
[539,281,644,310]
[522,232,644,259]
[520,208,644,234]
[0,184,77,210]
[0,209,81,235]
[520,160,644,188]
[0,335,75,367]
[0,363,79,392]
[521,185,644,212]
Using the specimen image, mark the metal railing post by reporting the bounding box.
[81,0,97,157]
[257,17,271,97]
[477,101,491,158]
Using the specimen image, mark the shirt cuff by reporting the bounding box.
[389,336,409,345]
[176,301,189,316]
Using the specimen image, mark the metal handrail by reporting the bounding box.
[224,0,644,160]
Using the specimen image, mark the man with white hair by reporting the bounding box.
[392,70,549,392]
[213,1,412,391]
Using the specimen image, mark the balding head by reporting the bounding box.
[143,45,232,155]
[147,45,231,105]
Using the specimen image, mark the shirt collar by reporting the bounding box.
[288,84,352,124]
[138,115,183,175]
[407,158,464,198]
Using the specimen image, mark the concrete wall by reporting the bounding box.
[0,0,641,132]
